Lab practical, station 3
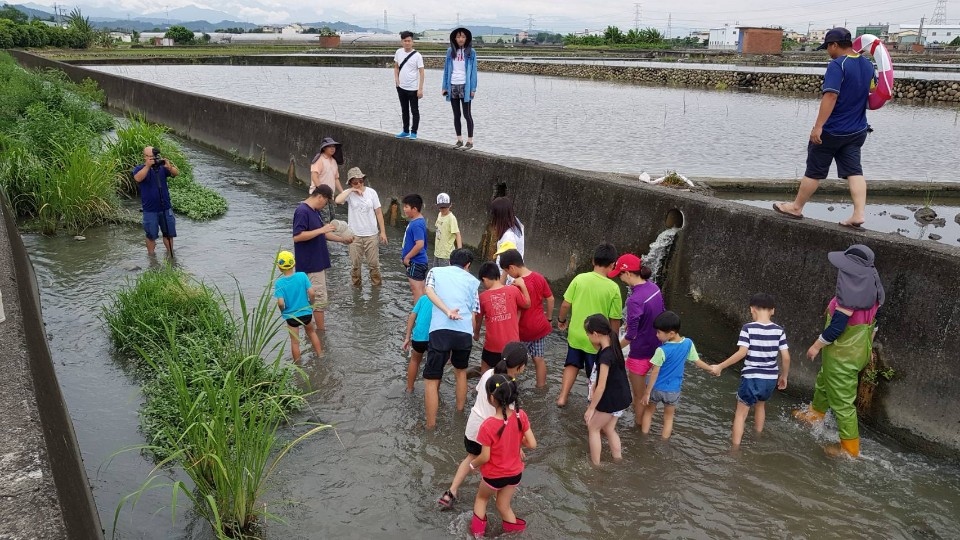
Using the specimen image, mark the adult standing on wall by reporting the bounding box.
[773,28,874,229]
[132,146,180,256]
[441,27,478,149]
[394,31,425,140]
[334,167,387,288]
[293,185,354,332]
[310,137,345,225]
[794,244,884,458]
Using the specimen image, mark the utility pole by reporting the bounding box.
[931,0,947,24]
[527,14,534,32]
[383,10,388,32]
[667,13,672,39]
[412,14,416,32]
[917,15,926,46]
[807,21,812,38]
[634,3,642,31]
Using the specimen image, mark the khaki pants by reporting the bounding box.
[349,235,382,286]
[307,271,328,311]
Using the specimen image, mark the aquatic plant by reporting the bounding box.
[106,266,320,538]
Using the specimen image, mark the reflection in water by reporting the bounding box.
[24,140,960,538]
[85,65,960,182]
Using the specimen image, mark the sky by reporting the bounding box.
[23,0,958,33]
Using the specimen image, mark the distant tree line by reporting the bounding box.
[564,26,665,46]
[0,5,107,48]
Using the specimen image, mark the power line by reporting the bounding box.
[527,14,534,32]
[667,12,672,38]
[634,2,642,30]
[931,0,947,24]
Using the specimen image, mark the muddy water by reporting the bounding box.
[85,65,960,183]
[25,141,960,539]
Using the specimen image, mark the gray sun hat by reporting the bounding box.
[828,244,885,309]
[828,244,875,274]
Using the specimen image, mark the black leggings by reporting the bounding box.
[451,99,474,138]
[397,87,420,134]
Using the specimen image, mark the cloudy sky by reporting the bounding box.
[26,0,955,32]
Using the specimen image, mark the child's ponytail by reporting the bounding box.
[494,341,529,375]
[486,374,521,437]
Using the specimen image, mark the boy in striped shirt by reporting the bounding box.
[712,293,791,448]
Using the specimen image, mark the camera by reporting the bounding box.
[151,148,167,168]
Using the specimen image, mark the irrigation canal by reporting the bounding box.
[26,139,960,538]
[87,65,960,183]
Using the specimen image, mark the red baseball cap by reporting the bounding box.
[608,253,643,278]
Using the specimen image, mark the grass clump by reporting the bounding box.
[108,116,228,220]
[105,265,321,538]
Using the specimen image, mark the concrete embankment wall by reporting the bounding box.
[10,51,960,456]
[0,191,103,538]
[66,54,960,104]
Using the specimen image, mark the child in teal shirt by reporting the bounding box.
[274,250,323,362]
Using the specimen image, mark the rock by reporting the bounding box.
[906,205,920,212]
[73,235,86,241]
[891,214,909,221]
[931,217,947,228]
[955,213,960,225]
[827,206,835,211]
[879,210,888,216]
[929,234,942,241]
[914,207,938,223]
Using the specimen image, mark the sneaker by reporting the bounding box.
[395,132,410,138]
[454,140,463,148]
[464,142,473,150]
[409,133,418,140]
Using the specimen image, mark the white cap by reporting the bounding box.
[436,193,452,207]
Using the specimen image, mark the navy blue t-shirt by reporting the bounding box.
[402,216,428,265]
[821,54,874,135]
[292,202,331,274]
[132,164,172,212]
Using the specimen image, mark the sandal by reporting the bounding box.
[437,489,458,509]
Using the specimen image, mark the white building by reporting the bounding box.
[890,24,960,45]
[281,23,304,35]
[708,25,739,50]
[688,29,710,43]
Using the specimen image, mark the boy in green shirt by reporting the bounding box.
[433,192,462,267]
[556,243,622,407]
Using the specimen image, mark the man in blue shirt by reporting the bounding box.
[774,28,875,230]
[132,146,180,255]
[292,184,353,331]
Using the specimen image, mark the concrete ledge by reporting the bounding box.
[0,192,103,538]
[9,50,960,456]
[698,177,960,197]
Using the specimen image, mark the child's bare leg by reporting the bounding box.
[405,350,423,392]
[732,401,750,447]
[754,401,767,434]
[556,365,579,406]
[494,484,518,524]
[304,321,323,357]
[661,405,677,440]
[641,403,656,434]
[408,278,425,303]
[454,368,467,412]
[603,415,623,461]
[425,379,441,429]
[586,411,611,465]
[479,360,491,374]
[287,326,301,362]
[628,372,647,424]
[533,356,547,388]
[473,482,494,522]
[447,453,477,499]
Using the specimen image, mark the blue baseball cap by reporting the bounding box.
[816,27,852,50]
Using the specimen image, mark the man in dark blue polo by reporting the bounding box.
[774,27,875,229]
[132,146,180,255]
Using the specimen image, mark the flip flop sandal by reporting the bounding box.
[839,221,864,230]
[772,203,803,220]
[437,489,457,509]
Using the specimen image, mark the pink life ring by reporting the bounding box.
[853,34,894,110]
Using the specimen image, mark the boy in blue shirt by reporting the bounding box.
[402,294,434,392]
[401,193,429,303]
[711,293,791,448]
[274,250,323,362]
[640,311,716,439]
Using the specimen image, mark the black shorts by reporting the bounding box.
[464,436,481,456]
[412,340,428,354]
[804,130,868,180]
[564,345,598,374]
[483,473,522,490]
[423,330,473,380]
[481,348,501,368]
[406,262,428,281]
[286,314,313,328]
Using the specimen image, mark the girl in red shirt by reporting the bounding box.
[469,375,537,536]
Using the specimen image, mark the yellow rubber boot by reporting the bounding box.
[825,438,860,458]
[793,406,826,425]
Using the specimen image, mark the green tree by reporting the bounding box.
[164,25,194,44]
[950,36,960,46]
[0,4,28,24]
[65,8,94,48]
[638,27,663,44]
[604,25,624,44]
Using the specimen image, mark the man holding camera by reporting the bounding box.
[132,146,180,256]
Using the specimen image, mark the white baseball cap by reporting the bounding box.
[436,193,452,207]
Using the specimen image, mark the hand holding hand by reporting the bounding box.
[709,365,722,377]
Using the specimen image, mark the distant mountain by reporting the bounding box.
[301,21,374,33]
[144,5,236,24]
[442,25,523,35]
[10,3,55,20]
[91,19,260,32]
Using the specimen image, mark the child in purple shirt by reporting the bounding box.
[608,253,665,422]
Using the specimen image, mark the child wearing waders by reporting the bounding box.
[584,314,633,465]
[401,294,433,392]
[437,342,527,510]
[274,251,323,362]
[710,293,791,448]
[640,311,717,439]
[469,373,537,537]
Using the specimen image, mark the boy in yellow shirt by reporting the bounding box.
[434,192,462,267]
